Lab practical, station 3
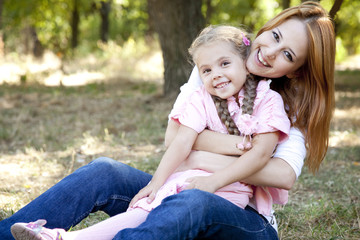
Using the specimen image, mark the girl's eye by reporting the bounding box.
[221,61,230,67]
[284,51,293,62]
[272,31,280,42]
[203,68,211,74]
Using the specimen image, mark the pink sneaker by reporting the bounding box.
[11,219,65,240]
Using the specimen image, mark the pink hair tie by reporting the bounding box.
[241,33,250,46]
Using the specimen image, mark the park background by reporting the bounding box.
[0,0,359,239]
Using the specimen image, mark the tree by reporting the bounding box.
[71,0,80,49]
[0,0,4,57]
[99,0,111,43]
[281,0,290,9]
[147,0,205,96]
[329,0,344,21]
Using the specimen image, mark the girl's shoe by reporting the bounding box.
[11,219,65,240]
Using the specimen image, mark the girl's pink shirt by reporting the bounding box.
[170,80,290,143]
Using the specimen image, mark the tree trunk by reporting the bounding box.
[100,0,111,43]
[205,0,214,25]
[0,0,4,57]
[282,0,290,9]
[22,26,44,58]
[329,0,344,20]
[147,0,205,96]
[71,0,80,49]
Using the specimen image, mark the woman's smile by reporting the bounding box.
[257,49,271,67]
[246,18,308,78]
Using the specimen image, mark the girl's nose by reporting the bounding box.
[212,70,222,80]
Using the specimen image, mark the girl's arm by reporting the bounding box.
[130,124,198,206]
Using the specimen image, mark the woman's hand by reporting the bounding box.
[184,175,219,193]
[129,181,162,208]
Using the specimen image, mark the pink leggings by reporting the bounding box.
[62,208,148,240]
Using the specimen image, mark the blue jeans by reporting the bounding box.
[0,157,278,240]
[115,190,278,240]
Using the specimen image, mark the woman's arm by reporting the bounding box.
[170,124,299,190]
[166,119,246,155]
[178,151,295,190]
[185,132,279,193]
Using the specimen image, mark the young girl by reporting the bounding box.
[11,25,290,240]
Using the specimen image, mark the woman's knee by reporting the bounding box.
[90,156,119,167]
[89,157,127,174]
[86,157,151,186]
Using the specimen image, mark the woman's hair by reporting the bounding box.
[258,1,336,173]
[189,25,260,136]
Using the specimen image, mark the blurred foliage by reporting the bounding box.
[1,0,359,60]
[333,0,360,56]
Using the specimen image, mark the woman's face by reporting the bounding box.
[246,18,308,78]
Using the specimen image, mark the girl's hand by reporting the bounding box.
[184,175,219,193]
[129,182,161,208]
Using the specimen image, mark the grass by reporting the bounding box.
[0,51,359,238]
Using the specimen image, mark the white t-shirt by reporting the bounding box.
[169,66,305,178]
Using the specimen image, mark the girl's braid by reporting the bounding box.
[212,73,260,136]
[212,95,240,136]
[242,74,260,115]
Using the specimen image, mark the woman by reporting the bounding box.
[0,1,335,239]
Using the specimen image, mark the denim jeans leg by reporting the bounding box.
[115,189,279,240]
[0,157,151,240]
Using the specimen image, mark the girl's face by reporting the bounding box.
[246,18,308,78]
[195,41,247,99]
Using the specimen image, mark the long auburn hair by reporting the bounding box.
[258,1,336,173]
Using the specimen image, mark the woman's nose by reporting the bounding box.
[265,51,276,60]
[264,47,278,60]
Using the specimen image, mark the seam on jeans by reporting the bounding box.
[110,194,132,202]
[209,222,278,239]
[68,206,94,230]
[210,219,274,235]
[213,222,265,234]
[94,194,132,206]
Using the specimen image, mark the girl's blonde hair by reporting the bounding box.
[188,25,260,136]
[258,1,335,173]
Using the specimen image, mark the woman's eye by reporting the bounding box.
[272,31,280,42]
[284,51,293,62]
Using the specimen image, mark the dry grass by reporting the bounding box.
[0,50,359,238]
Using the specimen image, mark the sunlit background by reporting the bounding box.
[0,0,359,237]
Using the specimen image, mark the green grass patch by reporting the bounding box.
[1,69,359,239]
